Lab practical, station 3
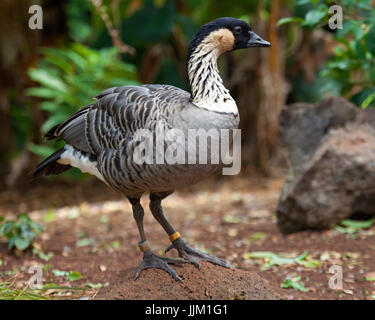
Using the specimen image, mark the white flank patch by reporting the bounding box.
[57,145,105,182]
[193,98,238,114]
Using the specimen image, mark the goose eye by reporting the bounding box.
[234,26,242,34]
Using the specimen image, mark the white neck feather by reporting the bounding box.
[187,43,237,115]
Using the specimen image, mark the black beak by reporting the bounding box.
[247,31,271,47]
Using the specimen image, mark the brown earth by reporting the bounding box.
[0,172,375,300]
[95,262,282,300]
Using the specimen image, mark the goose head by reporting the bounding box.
[187,17,270,113]
[188,17,270,59]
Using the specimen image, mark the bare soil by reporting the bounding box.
[0,173,374,300]
[95,262,282,300]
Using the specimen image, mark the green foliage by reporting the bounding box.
[9,100,33,151]
[335,218,374,234]
[0,214,43,251]
[32,247,54,261]
[27,43,138,135]
[281,276,308,292]
[52,270,83,282]
[279,0,375,108]
[27,43,139,171]
[242,250,319,271]
[121,0,176,47]
[66,0,95,43]
[0,279,49,300]
[0,276,107,300]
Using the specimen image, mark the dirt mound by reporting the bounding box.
[94,262,283,300]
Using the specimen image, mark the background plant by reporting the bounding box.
[26,44,139,177]
[0,214,43,251]
[279,0,375,108]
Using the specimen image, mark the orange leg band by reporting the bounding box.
[138,240,151,253]
[169,232,181,242]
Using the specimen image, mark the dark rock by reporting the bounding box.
[277,124,375,234]
[279,96,358,173]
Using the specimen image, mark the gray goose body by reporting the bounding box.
[54,84,239,197]
[32,17,270,281]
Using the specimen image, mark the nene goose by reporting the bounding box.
[32,17,270,281]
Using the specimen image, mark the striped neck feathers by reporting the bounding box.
[187,29,237,115]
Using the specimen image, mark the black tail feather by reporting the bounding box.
[44,105,91,141]
[44,124,60,140]
[30,148,71,178]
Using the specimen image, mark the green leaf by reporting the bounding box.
[43,264,51,272]
[341,218,374,229]
[28,144,56,158]
[223,215,242,224]
[8,237,16,249]
[84,282,108,289]
[335,218,374,234]
[33,248,54,261]
[67,271,83,282]
[14,237,31,250]
[63,50,88,70]
[30,221,43,234]
[361,92,375,109]
[297,0,312,5]
[111,241,120,249]
[28,69,68,93]
[0,221,14,236]
[25,87,57,99]
[352,23,366,41]
[249,232,266,243]
[335,225,355,234]
[42,283,60,289]
[52,270,69,277]
[298,260,321,268]
[277,17,305,26]
[38,102,58,112]
[43,209,56,223]
[303,5,328,27]
[76,238,95,247]
[281,277,308,292]
[243,251,310,270]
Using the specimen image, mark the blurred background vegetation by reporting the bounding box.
[0,0,374,188]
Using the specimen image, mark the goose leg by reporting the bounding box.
[128,197,183,282]
[149,192,231,269]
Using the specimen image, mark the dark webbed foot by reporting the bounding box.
[165,238,231,269]
[135,250,184,282]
